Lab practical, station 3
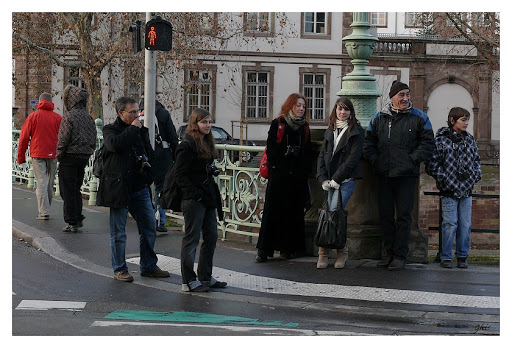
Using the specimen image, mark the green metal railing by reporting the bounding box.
[12,123,266,241]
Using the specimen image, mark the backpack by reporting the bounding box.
[159,163,182,212]
[92,144,104,178]
[259,118,309,179]
[159,139,190,212]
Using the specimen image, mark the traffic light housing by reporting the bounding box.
[129,20,142,54]
[145,17,172,51]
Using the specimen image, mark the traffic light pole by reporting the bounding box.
[144,12,156,150]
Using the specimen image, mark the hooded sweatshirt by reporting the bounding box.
[17,100,62,163]
[57,86,97,160]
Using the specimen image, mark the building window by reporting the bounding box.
[244,12,272,34]
[301,12,331,39]
[65,67,85,89]
[245,71,270,119]
[184,66,216,121]
[370,12,387,27]
[299,67,330,122]
[199,12,217,31]
[303,73,326,121]
[405,12,422,28]
[305,12,326,34]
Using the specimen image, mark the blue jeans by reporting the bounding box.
[440,196,472,261]
[327,180,356,211]
[109,186,158,273]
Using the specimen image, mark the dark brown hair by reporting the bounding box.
[447,107,470,127]
[186,108,218,160]
[328,97,359,131]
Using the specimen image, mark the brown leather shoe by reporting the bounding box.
[141,266,170,278]
[376,257,393,268]
[114,271,134,282]
[387,258,405,271]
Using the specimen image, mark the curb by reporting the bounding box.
[12,218,500,331]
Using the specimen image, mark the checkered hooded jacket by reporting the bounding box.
[425,127,482,198]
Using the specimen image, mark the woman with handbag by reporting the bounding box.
[174,108,227,292]
[256,93,313,262]
[316,97,364,269]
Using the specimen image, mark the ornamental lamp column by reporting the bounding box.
[337,12,380,127]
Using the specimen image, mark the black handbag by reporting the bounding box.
[314,190,347,249]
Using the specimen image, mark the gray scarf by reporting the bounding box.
[285,110,306,131]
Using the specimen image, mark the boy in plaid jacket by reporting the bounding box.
[426,107,482,269]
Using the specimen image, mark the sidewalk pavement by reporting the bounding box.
[12,184,500,326]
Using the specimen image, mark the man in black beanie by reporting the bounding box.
[363,80,435,270]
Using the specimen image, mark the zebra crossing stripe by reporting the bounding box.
[127,254,500,309]
[16,300,86,311]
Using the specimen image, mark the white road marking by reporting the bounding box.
[91,320,370,335]
[16,300,86,311]
[127,255,500,309]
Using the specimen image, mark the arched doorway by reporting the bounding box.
[427,83,474,135]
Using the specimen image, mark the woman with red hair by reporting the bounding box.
[256,93,313,262]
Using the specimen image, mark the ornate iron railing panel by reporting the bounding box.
[12,128,266,241]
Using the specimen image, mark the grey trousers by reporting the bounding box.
[32,158,57,216]
[180,199,218,285]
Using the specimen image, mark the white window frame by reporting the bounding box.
[185,68,214,119]
[370,12,387,27]
[245,12,271,33]
[304,12,326,34]
[302,73,326,121]
[66,66,85,89]
[245,71,270,120]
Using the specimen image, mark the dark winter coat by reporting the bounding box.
[57,86,96,161]
[257,117,313,256]
[316,123,364,184]
[96,117,154,208]
[363,102,435,177]
[425,127,481,198]
[141,100,179,183]
[174,133,219,211]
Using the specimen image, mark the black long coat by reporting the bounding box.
[316,123,364,184]
[257,117,312,256]
[97,117,153,208]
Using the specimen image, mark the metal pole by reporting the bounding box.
[144,12,156,150]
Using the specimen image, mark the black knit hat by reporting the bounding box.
[389,80,409,98]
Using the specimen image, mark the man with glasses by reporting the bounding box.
[97,97,170,282]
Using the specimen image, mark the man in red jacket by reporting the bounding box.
[17,93,62,220]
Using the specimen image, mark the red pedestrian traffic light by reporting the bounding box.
[145,18,172,51]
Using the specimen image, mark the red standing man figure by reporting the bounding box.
[148,26,157,46]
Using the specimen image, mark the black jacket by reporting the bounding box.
[317,123,364,184]
[174,133,218,210]
[97,117,154,208]
[363,103,435,177]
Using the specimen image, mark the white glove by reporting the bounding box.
[329,180,340,190]
[321,180,330,191]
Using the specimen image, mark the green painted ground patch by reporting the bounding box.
[105,310,299,328]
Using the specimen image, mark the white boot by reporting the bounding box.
[316,247,329,269]
[334,246,348,269]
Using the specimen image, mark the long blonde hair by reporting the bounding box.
[186,108,218,160]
